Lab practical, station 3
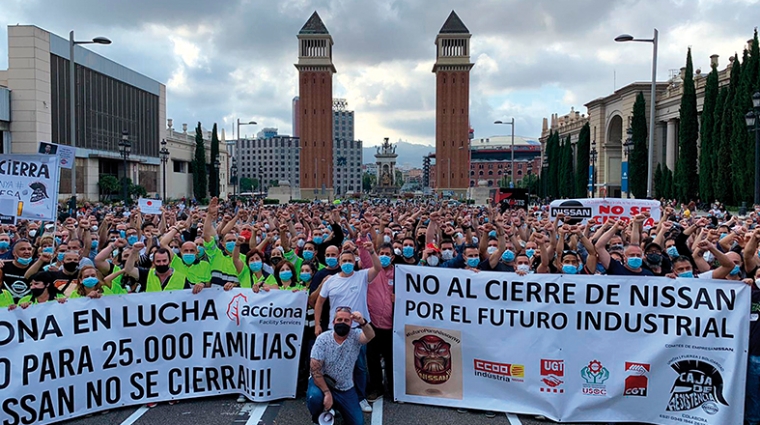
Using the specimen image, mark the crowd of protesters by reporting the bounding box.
[1,196,758,425]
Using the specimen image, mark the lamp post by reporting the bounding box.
[118,130,131,205]
[69,31,111,209]
[615,29,658,198]
[231,157,238,197]
[159,139,169,200]
[746,91,760,205]
[623,128,634,199]
[494,119,516,188]
[590,140,598,198]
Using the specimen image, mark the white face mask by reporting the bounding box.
[383,235,391,244]
[486,246,498,255]
[427,256,440,266]
[29,230,37,237]
[441,249,454,261]
[297,239,305,248]
[517,264,531,274]
[472,237,479,245]
[703,251,715,263]
[394,248,402,256]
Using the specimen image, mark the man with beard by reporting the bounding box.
[0,239,35,302]
[307,307,375,425]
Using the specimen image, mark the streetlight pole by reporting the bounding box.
[159,139,169,200]
[623,128,635,199]
[494,118,516,188]
[118,130,131,205]
[616,28,658,198]
[745,91,760,205]
[231,157,238,197]
[590,140,598,198]
[69,31,111,209]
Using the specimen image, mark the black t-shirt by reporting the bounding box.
[1,261,31,302]
[36,270,79,295]
[478,259,515,272]
[606,258,654,276]
[751,288,760,356]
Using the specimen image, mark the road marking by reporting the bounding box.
[371,398,383,425]
[120,406,149,425]
[506,412,522,425]
[245,402,269,425]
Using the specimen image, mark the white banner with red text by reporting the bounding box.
[0,288,306,425]
[393,265,749,425]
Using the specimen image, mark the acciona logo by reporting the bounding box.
[226,294,304,325]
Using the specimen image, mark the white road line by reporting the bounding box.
[245,402,269,425]
[506,412,523,425]
[120,406,149,425]
[371,398,383,425]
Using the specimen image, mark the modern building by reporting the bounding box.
[541,52,736,198]
[0,25,166,201]
[257,127,278,139]
[433,11,473,196]
[332,98,361,195]
[235,132,301,199]
[295,12,336,200]
[363,163,378,177]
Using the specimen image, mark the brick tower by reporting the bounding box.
[433,11,473,196]
[296,11,336,200]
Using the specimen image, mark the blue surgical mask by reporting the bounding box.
[562,264,579,274]
[472,236,479,245]
[525,249,536,258]
[501,250,515,262]
[172,248,180,255]
[55,237,62,245]
[0,241,9,250]
[720,233,727,240]
[666,246,679,257]
[313,236,324,245]
[82,277,99,288]
[326,257,338,268]
[466,257,480,268]
[341,263,355,274]
[379,255,392,268]
[402,246,415,258]
[42,247,54,254]
[730,265,741,276]
[127,235,138,246]
[678,271,694,278]
[488,230,497,238]
[301,272,312,282]
[17,257,32,266]
[57,253,65,262]
[303,250,315,261]
[279,270,293,281]
[182,254,196,265]
[119,230,126,238]
[249,261,263,272]
[198,246,205,257]
[627,257,643,269]
[225,241,236,252]
[91,240,99,250]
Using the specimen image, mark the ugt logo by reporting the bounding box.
[540,359,564,393]
[226,293,248,325]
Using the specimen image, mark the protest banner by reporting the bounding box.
[0,288,306,425]
[549,198,661,227]
[393,265,749,425]
[0,155,59,224]
[38,141,74,170]
[495,188,529,212]
[138,198,163,214]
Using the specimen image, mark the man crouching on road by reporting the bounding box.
[307,307,375,425]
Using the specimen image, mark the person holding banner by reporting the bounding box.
[159,223,211,293]
[307,307,375,425]
[9,272,66,309]
[0,239,34,302]
[123,244,187,292]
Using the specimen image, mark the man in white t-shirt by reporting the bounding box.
[314,241,381,413]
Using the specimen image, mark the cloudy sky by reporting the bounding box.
[1,0,757,150]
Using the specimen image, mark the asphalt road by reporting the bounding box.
[56,395,613,425]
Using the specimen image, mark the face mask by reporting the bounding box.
[487,246,498,255]
[17,257,33,266]
[279,270,293,281]
[394,248,402,256]
[678,271,694,278]
[256,236,261,244]
[596,263,606,274]
[82,277,99,288]
[326,257,338,268]
[149,253,155,262]
[42,247,54,254]
[225,241,236,253]
[301,272,312,282]
[703,251,715,263]
[264,223,270,230]
[383,235,391,244]
[427,256,440,266]
[379,255,392,268]
[341,263,355,274]
[28,230,37,238]
[91,240,99,250]
[334,322,351,337]
[57,253,65,262]
[755,278,760,289]
[562,264,579,274]
[517,264,531,273]
[0,241,9,250]
[525,249,536,258]
[472,237,479,245]
[488,230,497,238]
[502,250,515,262]
[626,257,643,269]
[610,244,624,251]
[55,237,62,245]
[182,254,196,265]
[127,235,138,246]
[249,261,263,272]
[666,246,679,257]
[297,239,305,248]
[730,265,741,276]
[466,257,480,268]
[402,246,415,258]
[155,264,170,274]
[720,233,727,240]
[646,253,662,265]
[313,236,323,245]
[198,246,205,257]
[303,250,315,261]
[454,233,462,240]
[63,262,78,273]
[30,287,45,298]
[119,230,126,238]
[441,249,454,261]
[172,248,180,255]
[91,226,98,232]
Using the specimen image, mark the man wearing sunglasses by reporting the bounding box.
[307,306,375,425]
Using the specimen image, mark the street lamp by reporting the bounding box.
[623,128,634,198]
[615,29,658,198]
[746,91,760,205]
[590,140,598,198]
[69,31,111,209]
[159,139,169,200]
[494,119,516,188]
[118,130,131,205]
[231,157,238,197]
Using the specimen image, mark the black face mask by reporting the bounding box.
[63,262,79,273]
[155,264,170,274]
[31,287,46,298]
[646,253,662,265]
[271,257,282,266]
[334,323,351,337]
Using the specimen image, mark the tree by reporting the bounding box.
[395,169,404,187]
[662,166,674,199]
[717,56,740,205]
[362,172,376,192]
[560,135,574,197]
[674,48,699,202]
[654,163,663,199]
[191,122,207,200]
[733,40,759,204]
[699,61,719,202]
[97,175,120,200]
[575,122,590,197]
[545,131,561,198]
[240,177,254,192]
[712,87,727,202]
[499,175,512,188]
[209,123,220,197]
[630,92,648,198]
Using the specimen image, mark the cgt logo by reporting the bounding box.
[227,293,248,325]
[540,359,564,393]
[624,362,650,397]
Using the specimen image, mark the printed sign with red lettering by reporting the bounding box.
[549,198,661,227]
